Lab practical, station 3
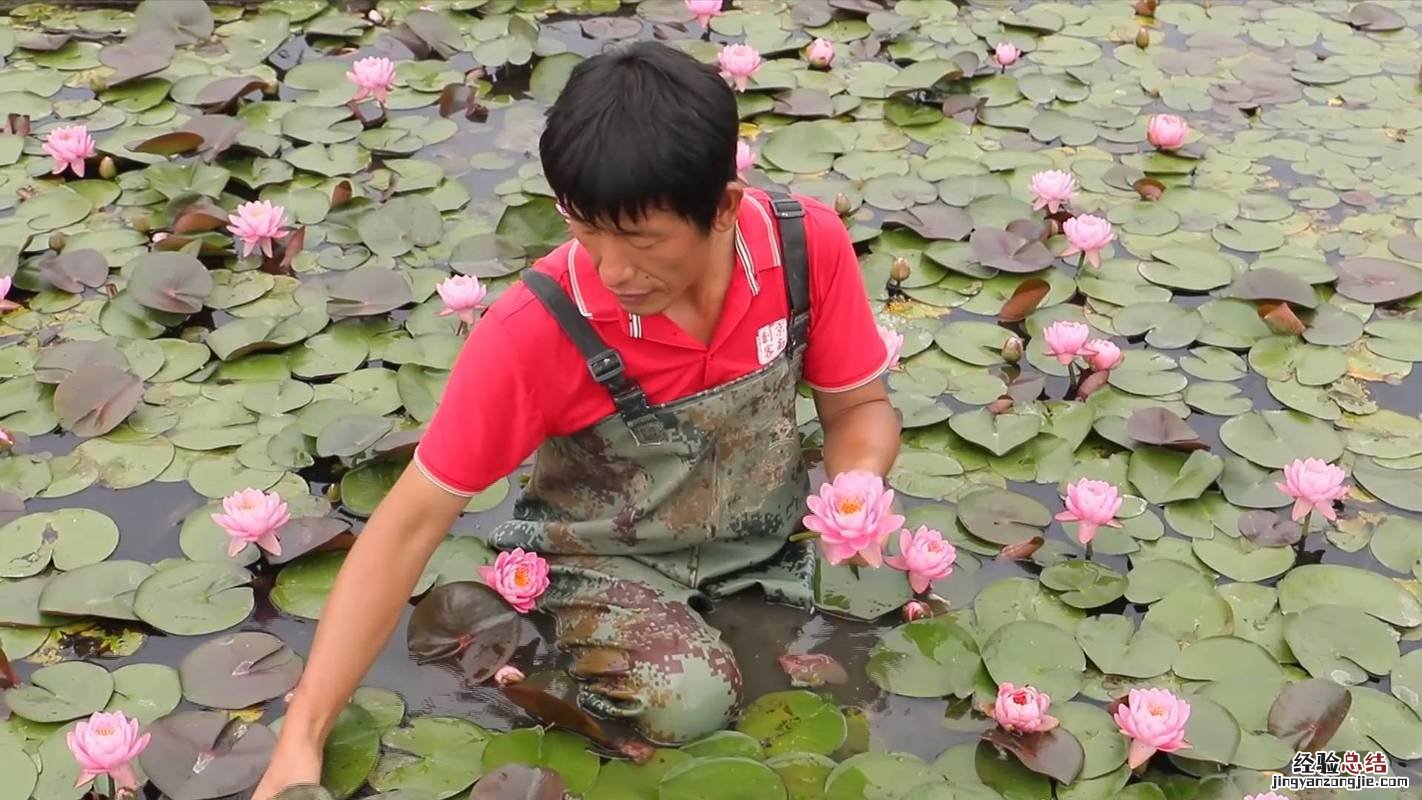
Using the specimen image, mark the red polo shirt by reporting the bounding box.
[414,189,890,497]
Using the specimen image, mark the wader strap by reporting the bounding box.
[764,192,811,355]
[522,270,667,446]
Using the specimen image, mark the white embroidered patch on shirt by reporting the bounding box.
[756,319,788,365]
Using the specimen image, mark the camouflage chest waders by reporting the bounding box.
[486,193,815,744]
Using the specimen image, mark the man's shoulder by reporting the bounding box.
[484,242,574,322]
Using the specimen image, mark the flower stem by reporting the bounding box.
[1077,252,1085,270]
[1084,540,1094,561]
[1296,509,1312,558]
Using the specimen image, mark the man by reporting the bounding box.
[253,41,900,797]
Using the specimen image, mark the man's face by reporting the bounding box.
[567,186,740,316]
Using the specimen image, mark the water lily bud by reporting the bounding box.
[98,155,117,180]
[131,212,151,233]
[86,75,108,93]
[1133,0,1157,16]
[987,397,1015,415]
[891,257,911,283]
[263,81,279,96]
[902,601,931,622]
[1002,335,1024,363]
[48,231,65,252]
[1135,27,1150,48]
[834,192,852,216]
[366,9,383,24]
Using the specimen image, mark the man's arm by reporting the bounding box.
[254,466,468,799]
[813,380,900,478]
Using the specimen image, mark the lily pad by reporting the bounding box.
[981,620,1086,702]
[736,690,847,758]
[139,711,276,800]
[865,619,982,698]
[4,661,113,723]
[133,560,254,635]
[179,631,304,710]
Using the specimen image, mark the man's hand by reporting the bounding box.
[250,738,323,800]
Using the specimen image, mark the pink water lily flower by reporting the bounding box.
[988,683,1058,734]
[1146,114,1189,150]
[44,124,96,177]
[67,710,150,791]
[806,38,834,69]
[1042,320,1090,365]
[1114,688,1191,768]
[717,43,761,92]
[993,42,1021,67]
[212,488,290,558]
[1029,170,1076,214]
[436,275,487,327]
[1081,339,1123,371]
[0,275,20,313]
[736,140,754,175]
[347,56,397,105]
[803,470,904,567]
[1060,214,1115,268]
[884,526,956,593]
[0,427,12,449]
[227,200,289,259]
[878,323,904,370]
[685,0,723,28]
[1277,458,1349,522]
[479,548,550,614]
[1055,478,1123,546]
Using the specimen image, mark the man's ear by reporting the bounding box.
[715,182,744,233]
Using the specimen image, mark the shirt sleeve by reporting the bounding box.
[412,313,547,497]
[799,198,891,392]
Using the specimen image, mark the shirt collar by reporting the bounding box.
[566,190,783,336]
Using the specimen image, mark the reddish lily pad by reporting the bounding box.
[407,581,520,682]
[139,711,276,800]
[178,631,304,710]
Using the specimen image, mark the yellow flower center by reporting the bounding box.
[512,566,531,588]
[93,724,114,737]
[1148,704,1165,717]
[835,497,864,514]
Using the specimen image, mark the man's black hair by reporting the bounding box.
[540,41,739,233]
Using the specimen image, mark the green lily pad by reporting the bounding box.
[1191,533,1294,582]
[105,662,182,726]
[369,717,490,799]
[949,408,1042,457]
[736,691,847,758]
[822,752,935,800]
[814,557,912,621]
[1284,604,1399,686]
[133,560,255,635]
[1128,447,1224,504]
[1075,615,1178,678]
[1277,563,1422,627]
[981,620,1086,702]
[481,728,599,794]
[0,508,119,577]
[659,756,789,800]
[4,661,113,723]
[1053,702,1127,780]
[865,619,982,699]
[1039,561,1126,609]
[37,560,154,621]
[1218,410,1342,469]
[957,489,1051,546]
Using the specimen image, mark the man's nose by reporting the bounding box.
[597,257,637,288]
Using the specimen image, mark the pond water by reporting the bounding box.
[2,1,1422,799]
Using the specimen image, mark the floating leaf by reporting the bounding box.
[1125,407,1205,451]
[1268,679,1351,751]
[128,252,213,313]
[1333,258,1422,303]
[866,619,981,698]
[139,711,276,800]
[179,631,304,709]
[736,690,847,757]
[4,661,113,723]
[970,227,1053,273]
[981,620,1086,702]
[981,728,1085,785]
[958,489,1051,545]
[53,363,143,438]
[407,581,520,682]
[133,560,254,636]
